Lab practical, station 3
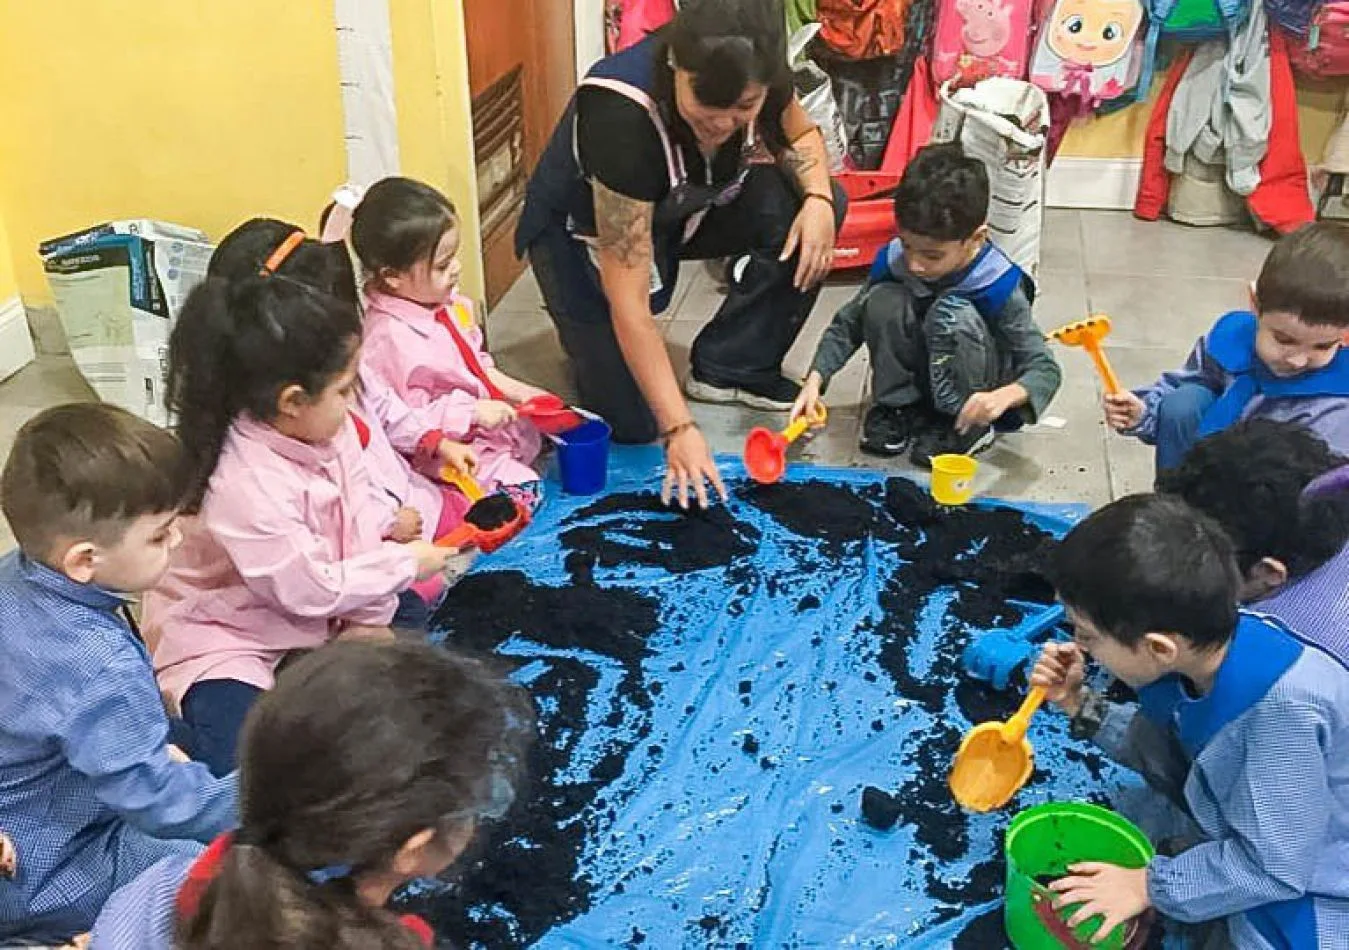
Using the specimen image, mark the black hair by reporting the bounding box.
[1256,221,1349,328]
[1047,494,1241,650]
[658,0,793,154]
[1158,419,1349,579]
[167,272,362,509]
[178,641,533,950]
[893,143,990,242]
[350,177,458,276]
[1,403,193,557]
[210,217,358,305]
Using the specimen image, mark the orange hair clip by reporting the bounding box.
[260,230,306,276]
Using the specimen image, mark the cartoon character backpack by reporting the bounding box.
[1029,0,1146,104]
[931,0,1036,86]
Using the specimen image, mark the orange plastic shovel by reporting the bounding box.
[1047,315,1122,395]
[948,686,1047,812]
[436,464,529,553]
[744,406,828,484]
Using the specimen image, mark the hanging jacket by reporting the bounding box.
[817,0,910,59]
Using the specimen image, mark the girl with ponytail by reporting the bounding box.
[90,640,533,950]
[144,243,455,777]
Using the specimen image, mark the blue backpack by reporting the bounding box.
[1107,0,1251,109]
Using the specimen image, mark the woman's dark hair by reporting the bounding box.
[1047,494,1242,651]
[658,0,793,154]
[167,271,362,509]
[210,217,358,305]
[178,641,534,950]
[351,177,458,276]
[1158,419,1349,579]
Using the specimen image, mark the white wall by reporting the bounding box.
[574,0,605,80]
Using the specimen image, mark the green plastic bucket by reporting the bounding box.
[1004,802,1155,950]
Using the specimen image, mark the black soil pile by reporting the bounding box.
[407,570,662,948]
[561,491,759,580]
[736,479,902,552]
[466,493,519,530]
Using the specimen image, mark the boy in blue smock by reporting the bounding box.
[791,142,1062,467]
[1107,222,1349,472]
[0,404,237,944]
[1032,494,1349,948]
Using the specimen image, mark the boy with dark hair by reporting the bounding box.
[1031,494,1349,948]
[0,404,237,944]
[1159,419,1349,663]
[792,142,1062,465]
[1107,222,1349,470]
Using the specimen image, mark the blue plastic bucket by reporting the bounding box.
[556,419,611,495]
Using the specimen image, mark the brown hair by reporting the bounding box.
[1,403,193,558]
[1256,222,1349,328]
[179,641,533,950]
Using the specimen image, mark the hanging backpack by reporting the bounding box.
[1287,1,1349,78]
[930,0,1037,87]
[1028,0,1147,104]
[604,0,676,54]
[1122,0,1250,106]
[1266,0,1322,38]
[817,0,912,59]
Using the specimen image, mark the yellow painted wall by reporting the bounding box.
[0,215,17,303]
[0,2,348,306]
[388,0,485,303]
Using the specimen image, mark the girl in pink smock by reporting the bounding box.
[348,176,550,493]
[145,245,456,777]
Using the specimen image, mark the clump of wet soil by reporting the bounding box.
[466,493,519,530]
[736,479,903,551]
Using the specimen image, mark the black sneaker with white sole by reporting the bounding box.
[909,420,996,468]
[685,373,801,411]
[859,404,921,457]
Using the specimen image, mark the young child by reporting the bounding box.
[791,143,1062,467]
[350,176,547,490]
[145,265,455,778]
[1030,494,1349,948]
[205,219,479,624]
[0,404,237,944]
[1160,420,1349,664]
[1106,222,1349,471]
[89,640,533,950]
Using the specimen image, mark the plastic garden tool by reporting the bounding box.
[948,686,1047,812]
[436,465,530,553]
[744,406,828,484]
[516,393,587,436]
[1047,315,1123,395]
[962,604,1067,690]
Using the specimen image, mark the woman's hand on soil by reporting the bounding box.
[1103,392,1145,431]
[474,399,518,429]
[1050,863,1150,942]
[406,539,455,580]
[389,506,424,543]
[791,372,825,425]
[438,439,479,475]
[1030,642,1086,716]
[781,198,837,291]
[662,425,727,510]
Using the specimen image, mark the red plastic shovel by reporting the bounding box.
[744,406,828,484]
[516,394,587,436]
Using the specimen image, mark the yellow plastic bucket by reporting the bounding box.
[931,454,978,505]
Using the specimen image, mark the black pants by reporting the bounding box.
[528,166,848,443]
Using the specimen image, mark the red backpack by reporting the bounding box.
[1288,1,1349,78]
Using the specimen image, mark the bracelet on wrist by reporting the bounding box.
[660,420,697,445]
[803,192,835,211]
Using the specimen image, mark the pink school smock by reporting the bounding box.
[361,288,542,489]
[146,414,418,704]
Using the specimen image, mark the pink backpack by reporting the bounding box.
[1288,2,1349,78]
[605,0,677,54]
[931,0,1036,86]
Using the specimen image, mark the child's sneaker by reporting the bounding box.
[859,404,920,456]
[909,419,996,468]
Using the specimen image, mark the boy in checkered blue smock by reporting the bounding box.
[0,405,237,944]
[1032,494,1349,949]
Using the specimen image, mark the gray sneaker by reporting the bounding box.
[685,373,800,411]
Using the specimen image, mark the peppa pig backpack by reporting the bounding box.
[931,0,1036,86]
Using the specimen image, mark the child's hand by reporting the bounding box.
[1029,642,1086,716]
[0,831,17,879]
[166,744,191,764]
[956,391,1010,433]
[791,372,825,425]
[406,539,455,580]
[1050,863,1151,941]
[1103,391,1145,431]
[389,506,423,543]
[438,439,479,475]
[474,399,518,429]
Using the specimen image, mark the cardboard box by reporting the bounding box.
[40,220,213,425]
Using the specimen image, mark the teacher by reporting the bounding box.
[516,0,846,506]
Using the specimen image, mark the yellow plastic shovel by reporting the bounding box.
[948,686,1047,812]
